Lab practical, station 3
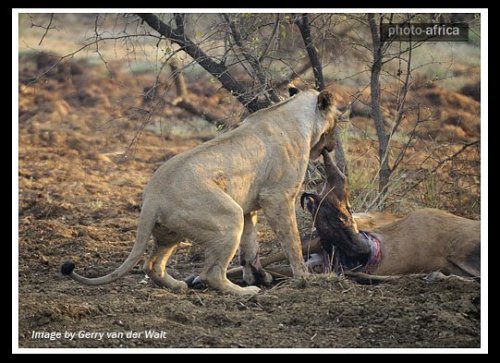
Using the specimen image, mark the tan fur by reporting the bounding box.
[353,212,399,230]
[64,89,337,296]
[371,208,480,276]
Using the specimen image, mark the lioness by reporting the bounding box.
[61,89,337,296]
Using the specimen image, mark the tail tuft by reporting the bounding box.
[61,261,76,275]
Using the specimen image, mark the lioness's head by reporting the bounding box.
[309,89,337,160]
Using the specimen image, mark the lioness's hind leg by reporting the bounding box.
[146,224,187,291]
[142,223,177,274]
[196,201,260,296]
[143,245,157,274]
[149,244,187,291]
[202,234,261,297]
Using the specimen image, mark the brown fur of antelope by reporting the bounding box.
[298,149,480,278]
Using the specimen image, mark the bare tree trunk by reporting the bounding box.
[368,14,391,209]
[295,14,325,90]
[295,14,348,175]
[169,58,188,98]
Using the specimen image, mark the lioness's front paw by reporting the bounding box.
[294,276,308,289]
[292,265,310,279]
[224,284,261,297]
[172,280,188,292]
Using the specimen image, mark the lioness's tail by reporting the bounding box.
[60,198,158,286]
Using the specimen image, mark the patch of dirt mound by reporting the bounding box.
[20,51,85,84]
[421,84,479,115]
[412,85,480,142]
[460,81,481,102]
[333,78,480,143]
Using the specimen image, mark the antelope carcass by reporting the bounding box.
[232,150,480,282]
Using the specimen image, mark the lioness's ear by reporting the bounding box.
[317,90,334,111]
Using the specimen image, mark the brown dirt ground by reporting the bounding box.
[18,54,481,349]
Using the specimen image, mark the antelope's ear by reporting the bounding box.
[300,192,319,214]
[317,90,334,112]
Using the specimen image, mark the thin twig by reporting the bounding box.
[38,14,54,46]
[402,140,480,195]
[258,14,280,63]
[223,14,280,103]
[138,13,269,113]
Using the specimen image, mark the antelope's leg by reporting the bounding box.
[227,236,323,278]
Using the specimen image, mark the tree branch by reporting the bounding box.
[137,13,267,113]
[259,14,280,62]
[368,13,391,207]
[295,13,348,174]
[390,108,421,173]
[402,140,480,196]
[223,14,281,103]
[388,41,415,174]
[174,13,185,35]
[294,14,325,90]
[38,13,54,46]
